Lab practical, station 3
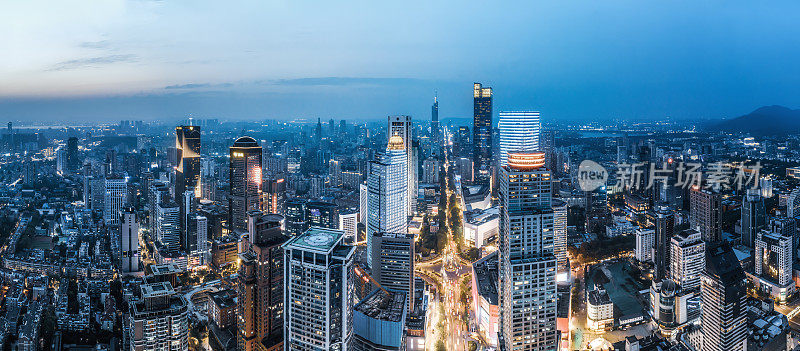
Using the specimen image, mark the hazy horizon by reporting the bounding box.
[4,0,800,123]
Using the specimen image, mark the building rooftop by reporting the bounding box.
[472,251,499,305]
[354,288,406,322]
[284,226,345,253]
[588,289,612,306]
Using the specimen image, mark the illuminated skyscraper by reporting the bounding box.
[388,115,415,216]
[238,212,287,351]
[104,175,127,225]
[741,189,766,248]
[283,228,355,351]
[175,126,201,199]
[366,134,408,269]
[690,187,722,242]
[229,136,263,231]
[473,83,493,182]
[498,111,540,167]
[431,93,440,145]
[654,205,675,281]
[498,152,557,350]
[120,207,141,274]
[701,242,747,351]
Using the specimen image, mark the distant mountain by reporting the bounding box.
[716,105,800,135]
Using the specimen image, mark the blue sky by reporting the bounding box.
[2,0,800,123]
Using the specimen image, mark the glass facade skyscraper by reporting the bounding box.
[472,83,493,182]
[498,111,540,167]
[366,134,408,269]
[498,152,557,350]
[229,136,263,231]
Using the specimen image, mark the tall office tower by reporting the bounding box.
[195,215,209,264]
[238,212,288,351]
[455,126,470,157]
[635,228,655,263]
[265,178,286,214]
[770,217,798,260]
[669,229,705,292]
[284,198,307,236]
[701,243,747,351]
[149,181,171,230]
[754,230,794,301]
[552,199,568,269]
[176,126,201,241]
[366,135,408,269]
[83,164,93,208]
[653,205,675,281]
[128,282,189,351]
[229,136,263,231]
[307,201,338,229]
[175,126,202,197]
[283,228,355,351]
[157,201,181,251]
[388,115,415,217]
[741,189,767,248]
[431,94,440,144]
[498,152,557,350]
[359,183,368,224]
[690,187,722,242]
[422,158,440,184]
[182,190,198,254]
[104,176,128,225]
[370,232,415,312]
[120,207,141,274]
[787,188,800,218]
[472,83,493,182]
[66,136,79,171]
[498,111,540,167]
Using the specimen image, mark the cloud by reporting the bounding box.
[269,77,426,86]
[78,40,111,49]
[48,54,138,71]
[164,82,234,90]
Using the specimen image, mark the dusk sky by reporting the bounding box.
[3,0,800,124]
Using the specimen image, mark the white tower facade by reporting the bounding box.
[498,111,541,167]
[388,116,416,216]
[366,135,408,268]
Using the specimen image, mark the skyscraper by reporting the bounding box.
[654,205,675,281]
[156,201,181,251]
[431,93,440,145]
[472,83,493,182]
[689,187,722,242]
[104,175,127,225]
[388,115,415,216]
[754,230,794,302]
[370,232,415,312]
[66,136,79,171]
[229,136,263,231]
[366,134,408,269]
[701,242,747,351]
[552,199,568,269]
[498,111,540,167]
[238,212,287,351]
[128,282,189,351]
[741,189,766,248]
[498,152,557,350]
[175,126,201,200]
[669,229,705,292]
[283,227,355,351]
[120,207,141,274]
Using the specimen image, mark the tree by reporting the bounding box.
[435,340,446,351]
